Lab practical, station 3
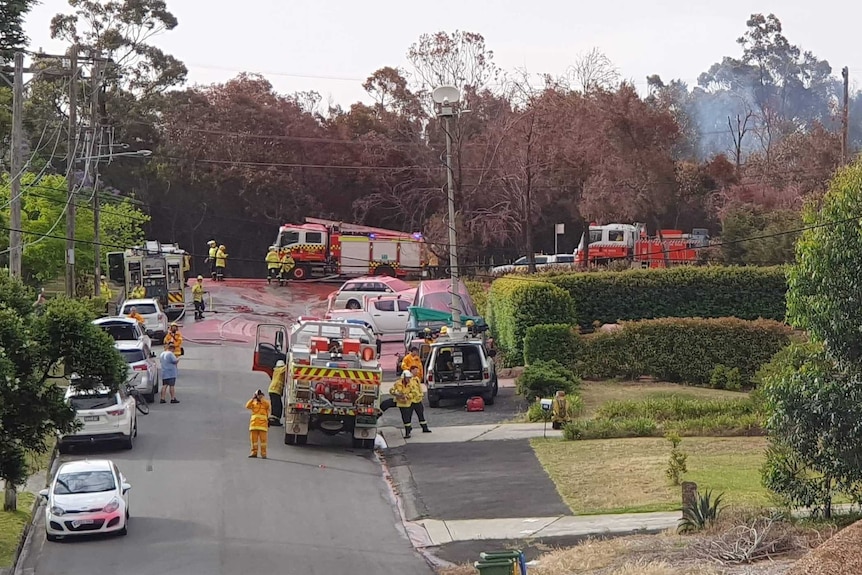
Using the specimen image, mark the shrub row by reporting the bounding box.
[486,279,576,366]
[541,265,788,328]
[576,318,793,386]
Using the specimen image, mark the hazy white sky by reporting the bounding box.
[23,0,862,107]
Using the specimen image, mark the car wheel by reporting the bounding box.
[123,425,135,450]
[483,391,495,406]
[285,433,296,445]
[46,531,60,542]
[346,299,361,310]
[428,395,440,408]
[117,525,127,536]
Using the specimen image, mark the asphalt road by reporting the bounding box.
[379,386,529,428]
[20,342,430,575]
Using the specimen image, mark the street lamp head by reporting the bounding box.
[432,85,461,105]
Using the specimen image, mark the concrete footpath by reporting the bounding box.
[379,422,562,449]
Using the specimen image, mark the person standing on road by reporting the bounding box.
[100,275,112,313]
[192,275,206,320]
[278,249,295,285]
[215,244,228,281]
[268,360,286,426]
[205,240,218,280]
[390,369,430,438]
[163,323,184,356]
[401,346,424,380]
[265,246,281,284]
[159,342,181,404]
[246,389,270,458]
[408,365,431,435]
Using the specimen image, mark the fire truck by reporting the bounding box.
[252,319,383,449]
[574,222,709,268]
[272,217,426,280]
[106,241,191,321]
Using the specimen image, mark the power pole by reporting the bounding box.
[9,52,25,278]
[91,58,103,296]
[842,66,849,165]
[65,46,78,297]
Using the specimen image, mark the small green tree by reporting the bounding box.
[0,274,127,511]
[665,431,688,486]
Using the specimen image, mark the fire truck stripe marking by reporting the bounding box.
[168,292,184,303]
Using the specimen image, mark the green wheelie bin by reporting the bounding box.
[480,550,526,574]
[474,558,515,575]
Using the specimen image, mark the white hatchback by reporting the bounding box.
[328,276,412,310]
[118,298,168,343]
[40,459,131,541]
[59,385,138,453]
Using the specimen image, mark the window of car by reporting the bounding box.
[279,231,300,247]
[119,349,146,363]
[513,256,527,265]
[100,324,139,341]
[556,255,574,263]
[54,470,116,495]
[535,256,549,265]
[434,345,483,373]
[306,232,323,244]
[397,300,410,312]
[127,303,157,315]
[70,391,118,410]
[374,300,395,312]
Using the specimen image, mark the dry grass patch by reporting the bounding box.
[580,381,748,418]
[532,436,769,514]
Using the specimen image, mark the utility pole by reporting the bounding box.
[9,52,25,278]
[842,67,850,165]
[91,58,103,296]
[65,46,78,297]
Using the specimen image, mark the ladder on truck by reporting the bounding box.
[304,217,417,239]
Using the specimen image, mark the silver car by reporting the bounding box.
[115,340,160,403]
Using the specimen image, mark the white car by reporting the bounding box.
[40,459,131,541]
[59,385,138,453]
[93,316,152,349]
[490,253,576,275]
[116,340,160,403]
[119,298,168,342]
[325,295,411,340]
[328,276,413,310]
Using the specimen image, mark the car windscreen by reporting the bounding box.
[54,470,116,495]
[100,324,138,341]
[420,293,477,316]
[119,349,146,363]
[128,304,157,315]
[70,393,117,410]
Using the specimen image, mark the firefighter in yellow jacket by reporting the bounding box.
[215,244,228,281]
[390,369,430,438]
[265,246,281,284]
[268,360,286,426]
[205,240,218,280]
[401,346,424,380]
[246,389,270,458]
[278,249,295,286]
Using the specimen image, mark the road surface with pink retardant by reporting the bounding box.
[177,278,402,374]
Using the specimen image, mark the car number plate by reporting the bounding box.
[83,416,99,422]
[71,519,94,527]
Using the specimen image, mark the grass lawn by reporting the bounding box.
[579,380,748,417]
[532,436,770,514]
[0,491,35,568]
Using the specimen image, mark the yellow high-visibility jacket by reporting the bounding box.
[268,365,286,395]
[246,398,271,431]
[266,250,281,270]
[215,248,228,268]
[401,354,423,380]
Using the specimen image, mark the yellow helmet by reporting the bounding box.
[170,322,178,327]
[197,275,204,280]
[466,320,475,327]
[440,326,448,334]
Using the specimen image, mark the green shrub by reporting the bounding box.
[487,279,576,365]
[516,359,580,403]
[81,296,110,319]
[464,280,490,317]
[523,323,580,367]
[666,431,688,486]
[564,417,658,440]
[577,317,792,386]
[596,394,758,421]
[542,265,787,328]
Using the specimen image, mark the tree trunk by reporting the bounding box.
[4,480,17,512]
[824,477,833,519]
[581,216,591,269]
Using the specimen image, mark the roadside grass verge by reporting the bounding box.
[531,436,770,514]
[0,491,35,568]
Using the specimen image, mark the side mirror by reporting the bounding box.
[38,488,49,500]
[121,483,132,493]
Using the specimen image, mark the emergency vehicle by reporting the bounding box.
[106,241,191,322]
[574,222,709,268]
[273,217,426,280]
[252,319,383,449]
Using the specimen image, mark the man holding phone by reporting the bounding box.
[246,389,271,458]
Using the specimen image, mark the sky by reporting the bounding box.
[22,0,862,107]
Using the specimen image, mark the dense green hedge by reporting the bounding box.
[543,266,787,328]
[577,317,793,386]
[523,324,580,366]
[487,279,576,366]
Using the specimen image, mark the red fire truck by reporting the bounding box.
[574,222,709,268]
[273,217,426,280]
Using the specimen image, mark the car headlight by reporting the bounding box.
[103,497,120,513]
[50,505,65,516]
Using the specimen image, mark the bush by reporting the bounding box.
[516,359,580,403]
[542,266,787,328]
[523,323,580,367]
[577,317,793,386]
[710,365,742,391]
[487,279,576,366]
[464,280,490,317]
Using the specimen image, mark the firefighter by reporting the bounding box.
[423,327,435,346]
[130,284,146,299]
[126,306,145,327]
[427,250,439,279]
[278,249,295,286]
[100,275,112,300]
[192,275,206,320]
[268,359,286,426]
[439,326,449,337]
[246,389,270,458]
[265,246,281,284]
[551,390,574,430]
[401,346,424,380]
[390,369,430,438]
[205,240,218,280]
[215,244,228,281]
[163,323,183,356]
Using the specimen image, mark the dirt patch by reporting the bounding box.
[785,519,862,575]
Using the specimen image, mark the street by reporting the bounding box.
[19,339,431,575]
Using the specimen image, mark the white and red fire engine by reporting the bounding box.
[273,217,426,280]
[574,222,709,268]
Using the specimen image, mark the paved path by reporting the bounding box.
[17,340,430,575]
[379,422,562,448]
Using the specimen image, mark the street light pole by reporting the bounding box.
[9,52,24,278]
[65,45,79,297]
[91,58,103,297]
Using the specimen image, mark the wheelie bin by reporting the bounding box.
[479,550,527,574]
[474,558,515,575]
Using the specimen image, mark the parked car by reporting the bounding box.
[59,385,138,453]
[403,279,480,349]
[328,276,413,310]
[116,340,160,403]
[324,294,411,340]
[118,298,168,343]
[93,316,152,349]
[40,459,131,541]
[425,338,498,407]
[490,253,576,275]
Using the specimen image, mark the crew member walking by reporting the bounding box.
[246,389,270,458]
[390,369,430,438]
[159,342,181,404]
[268,360,286,426]
[215,244,228,281]
[192,275,206,320]
[206,240,218,280]
[265,246,281,284]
